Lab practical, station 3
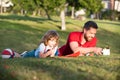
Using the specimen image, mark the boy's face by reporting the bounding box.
[84,27,97,41]
[48,37,57,48]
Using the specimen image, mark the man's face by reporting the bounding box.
[84,27,97,41]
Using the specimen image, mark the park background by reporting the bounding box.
[0,0,120,80]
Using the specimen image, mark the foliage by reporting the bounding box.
[10,0,104,19]
[12,0,36,15]
[66,0,80,10]
[101,10,120,21]
[79,0,103,13]
[78,0,103,18]
[33,0,66,19]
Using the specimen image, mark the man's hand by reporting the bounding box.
[93,47,103,55]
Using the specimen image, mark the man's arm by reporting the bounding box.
[70,42,102,55]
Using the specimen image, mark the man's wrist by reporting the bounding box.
[92,47,96,52]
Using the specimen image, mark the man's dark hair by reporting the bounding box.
[83,21,98,30]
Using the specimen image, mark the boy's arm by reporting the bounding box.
[39,50,53,58]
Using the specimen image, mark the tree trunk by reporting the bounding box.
[117,0,120,11]
[111,0,115,20]
[3,7,7,13]
[32,11,37,16]
[0,6,3,14]
[37,9,41,16]
[60,10,66,30]
[44,9,51,20]
[0,0,3,14]
[21,9,24,15]
[110,0,115,10]
[95,12,99,19]
[71,6,75,19]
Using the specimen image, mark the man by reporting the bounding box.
[58,21,102,56]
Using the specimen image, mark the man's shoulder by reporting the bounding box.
[69,31,83,35]
[68,31,83,40]
[92,37,97,41]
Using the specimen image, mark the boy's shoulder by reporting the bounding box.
[39,43,46,48]
[40,43,45,45]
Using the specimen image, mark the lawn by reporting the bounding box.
[0,14,120,80]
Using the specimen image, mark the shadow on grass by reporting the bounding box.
[0,56,119,80]
[0,14,79,29]
[96,20,120,27]
[15,58,104,80]
[0,66,18,80]
[0,14,62,24]
[56,57,120,80]
[0,20,50,52]
[0,20,70,52]
[0,14,49,23]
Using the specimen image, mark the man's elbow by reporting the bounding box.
[72,47,81,53]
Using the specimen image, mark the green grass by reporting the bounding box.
[0,14,120,80]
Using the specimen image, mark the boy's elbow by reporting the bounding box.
[39,53,46,58]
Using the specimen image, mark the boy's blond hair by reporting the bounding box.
[40,30,59,47]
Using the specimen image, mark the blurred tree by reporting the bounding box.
[65,0,103,19]
[34,0,66,30]
[66,0,80,19]
[34,0,66,20]
[79,0,103,19]
[60,2,68,30]
[12,0,36,15]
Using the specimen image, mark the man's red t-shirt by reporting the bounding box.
[58,32,97,56]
